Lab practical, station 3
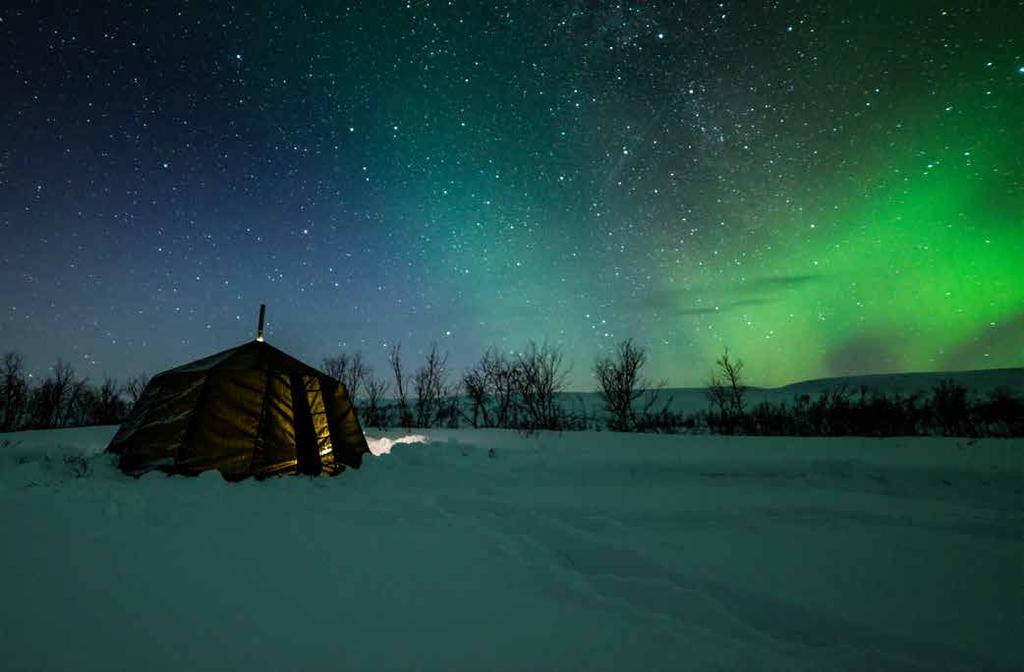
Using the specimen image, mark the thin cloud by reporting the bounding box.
[676,297,778,316]
[730,273,823,294]
[628,274,825,316]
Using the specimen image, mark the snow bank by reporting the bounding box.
[1,427,1021,671]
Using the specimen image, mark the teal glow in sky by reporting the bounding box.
[1,2,1021,388]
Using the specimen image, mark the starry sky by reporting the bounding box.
[2,1,1022,389]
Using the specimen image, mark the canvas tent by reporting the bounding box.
[107,326,368,479]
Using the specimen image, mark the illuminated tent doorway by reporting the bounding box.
[107,307,368,479]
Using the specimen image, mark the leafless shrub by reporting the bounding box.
[89,377,128,425]
[360,373,390,429]
[29,359,89,429]
[513,341,570,431]
[413,343,449,427]
[976,387,1024,437]
[707,348,745,434]
[461,347,515,428]
[1,352,29,432]
[932,380,973,436]
[61,369,90,428]
[594,338,664,431]
[322,351,368,401]
[440,383,461,429]
[124,373,150,407]
[462,364,489,428]
[485,349,519,429]
[388,344,413,430]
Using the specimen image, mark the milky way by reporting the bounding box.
[1,2,1021,388]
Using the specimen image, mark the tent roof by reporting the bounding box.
[157,340,324,378]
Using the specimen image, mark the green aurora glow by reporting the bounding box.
[668,87,1022,385]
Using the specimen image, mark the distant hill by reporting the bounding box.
[564,367,1024,416]
[774,367,1024,396]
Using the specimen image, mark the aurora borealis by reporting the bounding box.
[1,2,1022,389]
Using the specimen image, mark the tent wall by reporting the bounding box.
[322,379,367,469]
[108,373,205,472]
[181,372,264,477]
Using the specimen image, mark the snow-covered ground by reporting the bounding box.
[1,426,1021,671]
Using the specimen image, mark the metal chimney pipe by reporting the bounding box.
[256,304,266,342]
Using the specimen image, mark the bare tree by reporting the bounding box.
[89,377,128,425]
[594,338,661,431]
[322,351,368,401]
[932,380,972,436]
[462,364,490,428]
[413,343,449,427]
[361,373,390,429]
[707,348,746,432]
[29,382,56,429]
[1,352,29,432]
[440,382,461,429]
[461,347,525,429]
[484,348,518,428]
[29,359,86,429]
[514,341,569,431]
[125,373,150,407]
[388,344,412,430]
[61,370,90,428]
[52,360,78,427]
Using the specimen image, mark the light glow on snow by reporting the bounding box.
[365,433,427,456]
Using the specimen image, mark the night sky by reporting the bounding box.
[2,2,1022,389]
